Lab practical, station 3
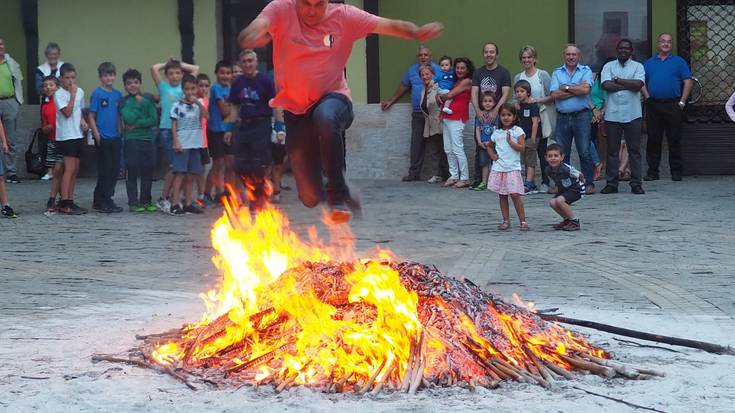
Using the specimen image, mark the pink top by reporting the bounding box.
[260,0,379,114]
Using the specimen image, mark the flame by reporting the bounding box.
[151,196,609,387]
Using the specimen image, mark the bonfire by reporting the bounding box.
[95,197,663,393]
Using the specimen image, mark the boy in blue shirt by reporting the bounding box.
[205,60,234,205]
[150,58,199,212]
[435,55,455,115]
[89,62,124,213]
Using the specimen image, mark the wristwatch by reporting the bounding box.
[565,85,570,91]
[613,76,619,83]
[678,101,686,108]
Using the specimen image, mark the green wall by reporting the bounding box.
[37,0,219,96]
[346,0,368,103]
[0,0,27,90]
[378,0,569,102]
[378,0,680,102]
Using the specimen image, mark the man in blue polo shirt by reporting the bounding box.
[550,44,595,193]
[642,33,692,182]
[381,46,443,182]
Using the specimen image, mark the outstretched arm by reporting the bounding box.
[374,18,443,42]
[239,16,273,49]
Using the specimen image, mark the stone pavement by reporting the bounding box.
[1,175,734,411]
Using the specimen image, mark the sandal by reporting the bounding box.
[453,180,470,188]
[497,221,510,230]
[443,178,458,187]
[519,221,530,231]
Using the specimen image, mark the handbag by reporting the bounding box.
[25,128,47,177]
[539,102,557,141]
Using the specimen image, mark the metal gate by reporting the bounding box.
[677,0,735,123]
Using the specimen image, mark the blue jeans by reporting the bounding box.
[555,110,595,186]
[284,93,354,208]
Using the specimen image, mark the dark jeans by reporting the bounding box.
[605,118,643,187]
[284,93,353,208]
[555,109,595,187]
[233,118,272,211]
[124,140,155,205]
[646,99,683,175]
[406,113,449,179]
[93,138,122,206]
[537,137,549,185]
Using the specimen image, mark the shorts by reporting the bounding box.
[272,142,287,164]
[45,141,64,168]
[56,138,85,158]
[478,142,491,167]
[171,148,203,175]
[524,145,538,168]
[159,129,175,166]
[555,189,582,205]
[200,147,211,165]
[207,130,233,158]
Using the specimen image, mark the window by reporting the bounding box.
[571,0,651,72]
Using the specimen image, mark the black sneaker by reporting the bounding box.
[600,185,618,194]
[631,185,645,195]
[169,204,185,216]
[6,175,20,184]
[1,205,17,218]
[60,202,87,215]
[183,204,204,214]
[671,172,682,181]
[108,203,124,213]
[643,174,659,181]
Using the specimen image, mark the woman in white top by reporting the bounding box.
[35,42,64,96]
[513,46,553,192]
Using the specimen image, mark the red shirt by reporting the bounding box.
[444,88,471,122]
[260,0,379,114]
[40,98,56,141]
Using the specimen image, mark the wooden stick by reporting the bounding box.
[542,359,574,380]
[225,341,293,374]
[91,355,197,390]
[400,337,417,392]
[560,355,615,378]
[572,386,668,413]
[408,354,426,394]
[370,359,396,396]
[359,358,388,394]
[585,355,665,378]
[539,314,735,356]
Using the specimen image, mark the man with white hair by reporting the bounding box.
[550,44,595,194]
[239,0,443,222]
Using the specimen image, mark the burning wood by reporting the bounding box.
[93,202,662,393]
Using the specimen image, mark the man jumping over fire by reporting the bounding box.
[239,0,443,222]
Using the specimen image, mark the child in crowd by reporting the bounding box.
[435,56,455,115]
[40,75,63,212]
[54,63,88,215]
[472,92,497,191]
[195,73,211,208]
[89,62,124,213]
[0,119,17,218]
[169,74,208,215]
[120,69,158,212]
[513,80,540,194]
[205,61,235,206]
[545,143,585,231]
[150,58,199,213]
[270,107,287,203]
[487,103,528,231]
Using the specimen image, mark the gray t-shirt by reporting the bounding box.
[170,100,204,149]
[472,64,511,107]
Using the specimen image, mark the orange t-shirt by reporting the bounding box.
[260,0,379,114]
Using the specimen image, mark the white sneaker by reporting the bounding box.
[41,173,52,181]
[155,198,172,213]
[427,175,442,183]
[539,183,549,194]
[442,107,453,115]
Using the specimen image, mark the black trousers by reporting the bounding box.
[606,119,643,187]
[93,139,122,206]
[645,99,683,175]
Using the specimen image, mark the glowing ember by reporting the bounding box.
[134,199,658,392]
